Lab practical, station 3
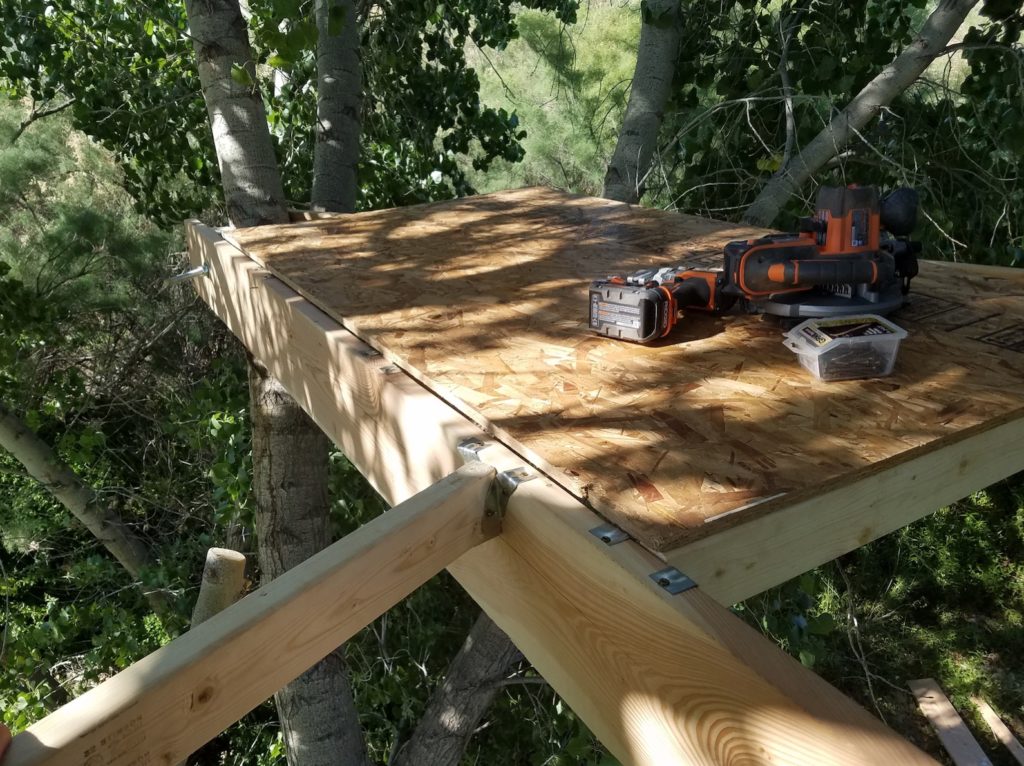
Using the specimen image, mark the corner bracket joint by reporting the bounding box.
[458,438,537,534]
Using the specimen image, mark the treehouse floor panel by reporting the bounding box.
[226,187,1024,553]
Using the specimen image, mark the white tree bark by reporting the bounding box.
[312,0,363,212]
[183,1,369,761]
[0,401,167,614]
[742,0,980,226]
[602,0,681,203]
[394,613,523,766]
[249,366,370,766]
[184,0,289,227]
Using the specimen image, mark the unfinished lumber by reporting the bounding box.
[973,696,1024,765]
[190,547,247,626]
[909,679,993,766]
[4,462,497,766]
[664,414,1024,604]
[227,187,1024,553]
[186,221,1024,607]
[451,441,937,765]
[187,222,938,764]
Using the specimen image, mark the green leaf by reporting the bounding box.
[144,19,154,36]
[798,572,819,597]
[230,63,252,86]
[267,53,291,69]
[798,649,816,667]
[808,614,836,636]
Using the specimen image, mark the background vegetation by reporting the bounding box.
[1,0,1022,763]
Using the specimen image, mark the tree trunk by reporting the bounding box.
[312,0,363,212]
[394,613,523,766]
[602,0,681,203]
[183,1,369,761]
[184,0,289,227]
[0,400,167,614]
[741,0,979,227]
[249,365,370,766]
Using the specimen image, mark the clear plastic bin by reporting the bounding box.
[783,314,907,381]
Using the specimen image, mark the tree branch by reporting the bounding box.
[602,0,682,203]
[0,400,168,615]
[12,97,77,143]
[742,0,981,227]
[776,4,807,171]
[312,0,363,212]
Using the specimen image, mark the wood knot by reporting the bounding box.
[194,685,215,708]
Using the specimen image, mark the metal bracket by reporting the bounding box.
[456,438,536,533]
[457,436,489,464]
[589,523,630,546]
[166,263,209,283]
[649,566,697,595]
[481,466,537,535]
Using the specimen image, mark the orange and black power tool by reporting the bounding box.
[588,185,921,343]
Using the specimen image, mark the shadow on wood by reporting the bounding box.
[4,462,498,766]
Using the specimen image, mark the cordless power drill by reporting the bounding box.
[588,185,921,343]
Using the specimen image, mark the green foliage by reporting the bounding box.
[741,478,1024,761]
[467,3,641,195]
[0,97,248,732]
[251,0,579,208]
[468,0,1022,263]
[0,0,580,218]
[649,0,1024,263]
[0,1,216,224]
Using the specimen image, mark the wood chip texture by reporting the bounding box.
[227,187,1024,553]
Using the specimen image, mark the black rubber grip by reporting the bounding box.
[774,258,882,286]
[670,277,711,308]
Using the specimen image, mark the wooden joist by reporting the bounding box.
[5,463,498,766]
[452,441,936,765]
[183,222,938,764]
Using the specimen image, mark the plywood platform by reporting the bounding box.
[226,187,1024,553]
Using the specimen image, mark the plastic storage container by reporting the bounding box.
[783,314,907,381]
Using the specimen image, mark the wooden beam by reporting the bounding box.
[184,222,938,764]
[972,697,1024,766]
[4,462,497,766]
[185,221,1024,607]
[453,443,937,765]
[909,679,992,766]
[666,416,1024,605]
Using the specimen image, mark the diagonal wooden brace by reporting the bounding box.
[5,462,499,766]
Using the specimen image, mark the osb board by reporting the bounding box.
[227,187,1024,553]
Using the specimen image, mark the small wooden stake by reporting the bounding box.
[972,696,1024,766]
[190,547,247,626]
[909,679,992,766]
[5,462,498,766]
